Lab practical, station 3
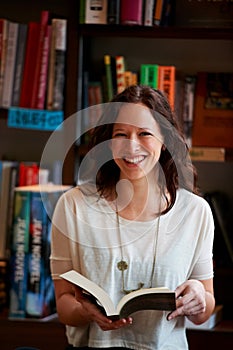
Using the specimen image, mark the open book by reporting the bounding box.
[60,270,176,320]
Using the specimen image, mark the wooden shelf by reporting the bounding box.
[0,314,68,350]
[78,24,233,40]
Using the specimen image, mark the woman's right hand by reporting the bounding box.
[73,285,133,331]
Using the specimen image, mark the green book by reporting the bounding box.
[140,64,159,88]
[104,55,114,101]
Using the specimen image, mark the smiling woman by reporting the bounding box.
[50,85,215,350]
[111,104,163,182]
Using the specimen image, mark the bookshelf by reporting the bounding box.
[0,0,233,348]
[0,0,79,185]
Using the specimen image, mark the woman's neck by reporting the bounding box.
[114,174,164,221]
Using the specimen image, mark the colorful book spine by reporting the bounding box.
[143,0,155,26]
[120,0,143,25]
[140,64,159,88]
[11,23,28,107]
[19,22,40,108]
[107,0,120,24]
[36,25,52,109]
[104,54,114,101]
[26,191,48,317]
[189,147,225,162]
[2,21,19,108]
[182,75,196,148]
[115,55,125,94]
[158,65,176,110]
[9,184,70,319]
[18,162,39,186]
[47,19,67,111]
[153,0,165,26]
[31,10,49,109]
[0,161,18,259]
[9,190,30,318]
[85,0,107,24]
[0,19,9,106]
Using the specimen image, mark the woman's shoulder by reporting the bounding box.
[177,188,213,213]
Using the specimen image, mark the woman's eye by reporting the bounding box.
[140,131,152,136]
[113,133,126,138]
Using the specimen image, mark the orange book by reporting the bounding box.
[153,0,164,26]
[192,72,233,148]
[158,65,175,110]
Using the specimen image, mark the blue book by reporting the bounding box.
[26,191,48,317]
[9,190,30,318]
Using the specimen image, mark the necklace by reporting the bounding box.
[116,198,161,294]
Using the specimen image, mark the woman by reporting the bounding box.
[50,85,215,349]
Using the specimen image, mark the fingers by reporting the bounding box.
[98,317,133,331]
[167,280,207,321]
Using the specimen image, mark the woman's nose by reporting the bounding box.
[127,136,140,152]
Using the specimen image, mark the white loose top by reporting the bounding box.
[50,185,214,350]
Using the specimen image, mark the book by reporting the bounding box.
[1,21,19,108]
[115,55,126,94]
[35,23,52,109]
[11,23,28,107]
[160,0,174,27]
[19,21,40,108]
[9,184,71,319]
[153,0,165,26]
[26,191,54,318]
[60,270,176,320]
[107,0,120,24]
[158,65,176,110]
[85,0,107,24]
[192,72,233,148]
[9,189,31,318]
[47,18,67,111]
[103,54,114,101]
[0,19,9,106]
[140,64,159,88]
[120,0,143,25]
[182,75,196,148]
[189,147,225,162]
[31,10,50,109]
[18,162,39,186]
[0,161,18,259]
[143,0,155,26]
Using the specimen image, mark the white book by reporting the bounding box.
[60,269,176,320]
[85,0,107,24]
[144,0,155,26]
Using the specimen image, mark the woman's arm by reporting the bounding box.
[167,278,215,325]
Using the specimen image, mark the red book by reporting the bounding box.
[19,22,40,108]
[36,25,52,109]
[31,10,49,109]
[158,65,176,110]
[120,0,143,25]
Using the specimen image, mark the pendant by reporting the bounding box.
[117,260,128,271]
[123,282,145,294]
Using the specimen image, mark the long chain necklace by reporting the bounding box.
[116,197,161,294]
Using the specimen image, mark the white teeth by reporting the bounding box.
[124,156,145,164]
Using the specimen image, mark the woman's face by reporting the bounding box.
[111,103,164,182]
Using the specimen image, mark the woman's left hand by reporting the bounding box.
[167,280,206,321]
